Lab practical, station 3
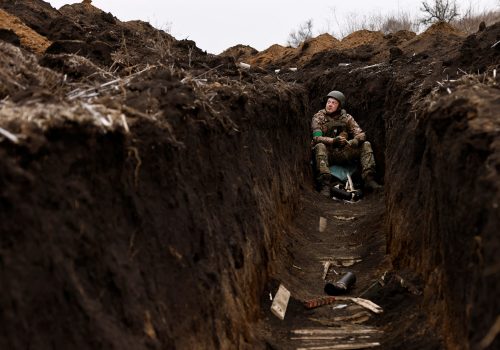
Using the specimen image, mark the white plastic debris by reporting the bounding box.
[238,62,251,69]
[0,126,19,143]
[120,114,130,133]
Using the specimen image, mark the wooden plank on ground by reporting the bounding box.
[292,327,381,335]
[270,284,290,320]
[296,342,380,349]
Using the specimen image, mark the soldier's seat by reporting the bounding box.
[329,164,357,183]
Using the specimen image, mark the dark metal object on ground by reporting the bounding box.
[331,186,363,201]
[324,271,356,295]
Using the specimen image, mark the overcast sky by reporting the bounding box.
[46,0,499,54]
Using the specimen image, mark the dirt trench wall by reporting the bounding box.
[0,80,310,349]
[385,79,500,348]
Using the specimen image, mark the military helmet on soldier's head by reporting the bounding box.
[325,90,346,107]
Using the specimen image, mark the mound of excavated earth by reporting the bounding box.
[1,1,499,349]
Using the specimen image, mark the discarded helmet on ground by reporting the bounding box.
[326,90,346,107]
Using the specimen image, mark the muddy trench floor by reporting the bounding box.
[257,188,436,350]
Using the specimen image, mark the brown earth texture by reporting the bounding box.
[1,1,499,349]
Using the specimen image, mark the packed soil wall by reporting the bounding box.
[385,80,500,348]
[0,75,310,349]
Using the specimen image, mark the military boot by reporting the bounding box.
[363,172,382,191]
[360,141,382,191]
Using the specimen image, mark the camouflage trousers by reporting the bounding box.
[312,141,377,180]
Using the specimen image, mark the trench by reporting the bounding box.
[0,57,393,350]
[263,61,500,350]
[255,65,440,350]
[2,66,495,349]
[1,58,499,350]
[1,4,499,349]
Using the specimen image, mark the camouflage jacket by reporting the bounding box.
[311,109,366,145]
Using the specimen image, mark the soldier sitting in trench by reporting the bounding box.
[311,90,382,197]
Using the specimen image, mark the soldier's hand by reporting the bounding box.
[347,139,359,148]
[330,137,339,146]
[335,136,348,146]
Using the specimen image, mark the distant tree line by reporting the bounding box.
[286,0,500,47]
